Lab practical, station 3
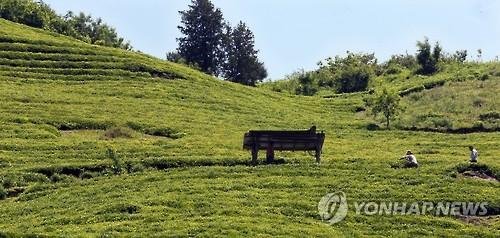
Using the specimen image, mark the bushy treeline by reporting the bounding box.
[168,0,267,86]
[0,0,131,50]
[264,37,473,96]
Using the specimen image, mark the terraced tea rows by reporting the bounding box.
[0,19,498,237]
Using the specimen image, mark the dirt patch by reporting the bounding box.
[6,187,26,198]
[453,163,499,182]
[401,126,500,134]
[460,171,498,182]
[456,215,500,225]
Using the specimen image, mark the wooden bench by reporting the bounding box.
[243,126,325,164]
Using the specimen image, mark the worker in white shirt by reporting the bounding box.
[400,150,419,168]
[469,146,478,163]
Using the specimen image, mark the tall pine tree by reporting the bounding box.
[223,21,267,86]
[177,0,225,76]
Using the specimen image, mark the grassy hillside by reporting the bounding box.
[0,19,499,237]
[397,79,499,131]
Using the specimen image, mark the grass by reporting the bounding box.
[0,19,499,237]
[397,79,499,131]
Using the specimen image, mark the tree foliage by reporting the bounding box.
[318,52,377,93]
[294,71,317,96]
[223,22,267,86]
[416,37,442,75]
[0,0,131,50]
[176,0,267,84]
[452,50,467,63]
[382,53,418,74]
[177,0,226,76]
[365,88,402,129]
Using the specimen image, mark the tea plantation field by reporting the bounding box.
[0,19,499,237]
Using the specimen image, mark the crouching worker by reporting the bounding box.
[400,150,419,168]
[469,146,478,163]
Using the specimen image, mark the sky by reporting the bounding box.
[43,0,500,79]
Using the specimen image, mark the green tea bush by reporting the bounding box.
[472,98,485,108]
[0,185,7,200]
[479,112,500,121]
[49,174,77,183]
[430,117,453,129]
[107,148,122,175]
[80,171,100,180]
[125,122,184,139]
[399,85,425,96]
[21,172,50,184]
[0,42,115,55]
[366,123,380,131]
[479,73,489,81]
[0,66,150,77]
[51,120,112,131]
[423,79,446,89]
[383,64,403,75]
[103,126,135,139]
[0,50,130,63]
[124,161,145,174]
[100,204,140,214]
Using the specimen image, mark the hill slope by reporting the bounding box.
[0,19,499,237]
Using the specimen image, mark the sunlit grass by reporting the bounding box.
[0,19,498,237]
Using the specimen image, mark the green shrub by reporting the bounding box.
[479,73,489,81]
[479,112,500,121]
[295,71,318,96]
[0,185,7,200]
[80,171,100,180]
[423,79,446,89]
[472,121,485,130]
[383,64,403,75]
[49,174,76,183]
[99,204,140,214]
[103,126,135,139]
[472,98,485,108]
[366,123,380,131]
[125,161,145,173]
[399,85,425,96]
[22,172,50,184]
[50,120,112,131]
[125,122,184,139]
[0,0,131,49]
[107,148,122,175]
[431,117,453,129]
[334,65,371,93]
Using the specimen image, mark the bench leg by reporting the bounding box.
[251,146,258,165]
[266,144,275,164]
[315,148,321,164]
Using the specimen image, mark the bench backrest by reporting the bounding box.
[243,127,325,151]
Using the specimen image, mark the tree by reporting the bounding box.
[63,11,131,50]
[166,51,184,63]
[452,50,467,63]
[416,37,441,75]
[223,21,267,86]
[318,52,377,93]
[295,71,317,96]
[177,0,226,76]
[0,0,57,28]
[0,0,131,50]
[366,88,401,129]
[385,53,418,71]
